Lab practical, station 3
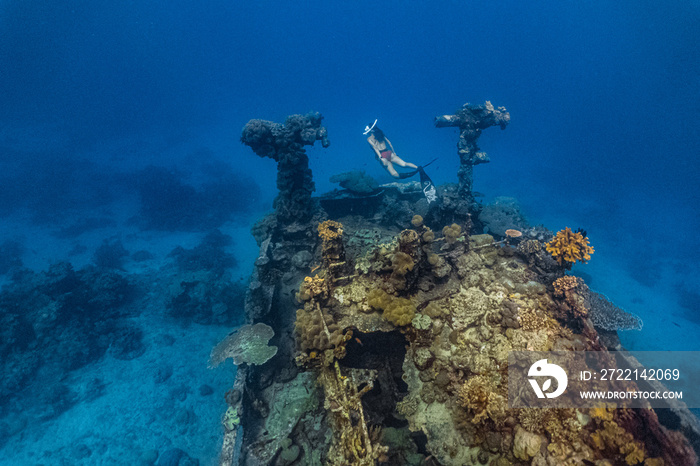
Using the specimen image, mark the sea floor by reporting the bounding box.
[0,208,259,466]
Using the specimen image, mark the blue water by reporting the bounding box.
[0,1,698,464]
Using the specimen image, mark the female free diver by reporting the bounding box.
[364,120,418,178]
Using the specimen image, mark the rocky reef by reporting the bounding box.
[224,106,700,466]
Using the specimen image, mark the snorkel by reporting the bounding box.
[363,119,378,135]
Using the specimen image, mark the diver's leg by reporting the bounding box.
[391,156,418,169]
[385,162,400,178]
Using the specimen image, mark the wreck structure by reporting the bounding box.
[435,101,510,206]
[217,105,700,465]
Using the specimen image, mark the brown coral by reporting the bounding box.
[318,220,343,241]
[517,239,542,255]
[552,275,589,320]
[391,251,414,277]
[442,223,462,244]
[457,374,506,425]
[399,228,419,246]
[295,307,345,353]
[553,275,581,296]
[318,220,347,274]
[545,227,594,266]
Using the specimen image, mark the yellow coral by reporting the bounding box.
[590,419,647,465]
[367,288,392,311]
[589,404,614,421]
[411,215,423,227]
[621,442,646,465]
[545,227,594,265]
[298,275,326,301]
[383,297,415,326]
[367,288,415,325]
[422,229,435,242]
[318,220,343,242]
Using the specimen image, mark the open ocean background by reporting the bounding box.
[0,1,698,464]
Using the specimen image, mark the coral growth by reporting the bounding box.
[367,288,392,311]
[546,227,594,266]
[383,298,416,326]
[442,223,462,244]
[587,290,643,331]
[295,306,345,353]
[553,275,581,295]
[551,276,643,331]
[552,275,588,320]
[366,288,416,326]
[318,220,343,242]
[457,374,506,425]
[391,251,415,277]
[590,419,648,465]
[209,323,278,366]
[318,220,348,276]
[297,275,327,302]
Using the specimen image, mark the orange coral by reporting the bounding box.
[546,227,594,266]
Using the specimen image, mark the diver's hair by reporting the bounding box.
[372,127,385,141]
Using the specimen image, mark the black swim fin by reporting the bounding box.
[396,158,438,179]
[397,169,419,179]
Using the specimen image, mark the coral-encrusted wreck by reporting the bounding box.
[221,105,700,465]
